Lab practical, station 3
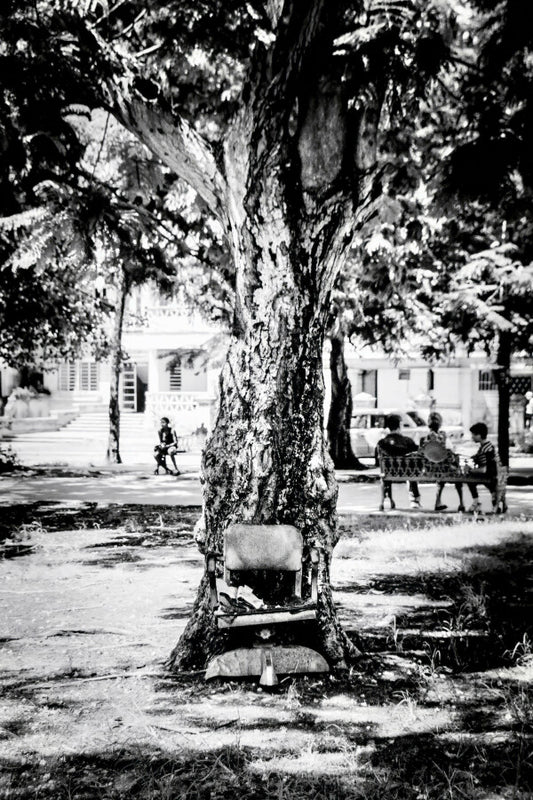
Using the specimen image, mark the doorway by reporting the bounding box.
[136,363,148,412]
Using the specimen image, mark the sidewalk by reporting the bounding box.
[2,417,532,514]
[1,464,532,515]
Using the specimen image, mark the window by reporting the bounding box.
[478,370,497,391]
[398,369,411,381]
[510,376,532,395]
[58,363,76,391]
[58,361,99,392]
[427,369,435,391]
[169,363,182,391]
[79,362,99,391]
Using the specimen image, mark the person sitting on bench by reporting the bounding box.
[466,422,499,512]
[420,411,465,512]
[377,413,422,509]
[154,417,180,475]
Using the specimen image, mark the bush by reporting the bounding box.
[0,444,19,473]
[523,431,533,455]
[8,387,34,401]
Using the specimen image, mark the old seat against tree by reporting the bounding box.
[204,524,329,683]
[377,440,508,512]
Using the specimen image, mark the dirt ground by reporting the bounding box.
[1,494,533,799]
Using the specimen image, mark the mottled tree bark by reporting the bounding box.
[170,281,354,669]
[106,267,128,464]
[327,325,367,470]
[169,121,367,670]
[169,286,358,669]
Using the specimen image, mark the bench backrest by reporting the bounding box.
[224,524,303,572]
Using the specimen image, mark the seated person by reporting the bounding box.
[154,417,181,475]
[466,421,499,512]
[377,413,422,509]
[420,411,465,512]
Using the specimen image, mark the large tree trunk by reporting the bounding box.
[159,6,383,672]
[28,0,396,670]
[169,139,365,670]
[169,269,358,670]
[496,331,512,468]
[106,268,128,464]
[327,325,368,470]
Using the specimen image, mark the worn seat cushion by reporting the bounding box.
[224,524,303,572]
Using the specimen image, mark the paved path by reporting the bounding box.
[2,412,532,514]
[1,467,532,516]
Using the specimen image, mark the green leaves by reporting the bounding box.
[425,240,533,360]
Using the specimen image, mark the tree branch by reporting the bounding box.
[263,0,329,103]
[69,18,230,227]
[106,84,229,227]
[264,0,284,28]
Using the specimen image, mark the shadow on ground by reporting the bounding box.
[1,716,532,799]
[1,506,532,799]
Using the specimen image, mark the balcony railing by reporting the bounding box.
[124,303,206,332]
[146,391,216,431]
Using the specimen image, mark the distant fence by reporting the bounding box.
[175,433,208,453]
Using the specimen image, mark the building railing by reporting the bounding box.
[148,304,190,319]
[146,391,216,430]
[124,304,207,331]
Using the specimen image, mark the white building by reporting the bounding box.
[334,341,533,433]
[39,287,223,434]
[2,289,531,437]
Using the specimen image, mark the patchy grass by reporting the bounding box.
[1,726,533,799]
[0,503,200,547]
[1,505,533,798]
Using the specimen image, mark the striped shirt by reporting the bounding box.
[473,440,498,479]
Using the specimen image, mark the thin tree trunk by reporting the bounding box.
[327,326,367,470]
[496,331,512,468]
[106,268,128,464]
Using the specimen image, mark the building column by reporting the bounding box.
[148,349,159,394]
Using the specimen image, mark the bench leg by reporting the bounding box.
[501,489,508,513]
[435,482,445,511]
[455,483,465,512]
[380,480,395,511]
[154,449,171,475]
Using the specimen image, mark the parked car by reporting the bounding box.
[350,408,464,458]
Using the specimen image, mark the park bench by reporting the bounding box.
[377,440,508,513]
[154,431,207,473]
[204,523,329,684]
